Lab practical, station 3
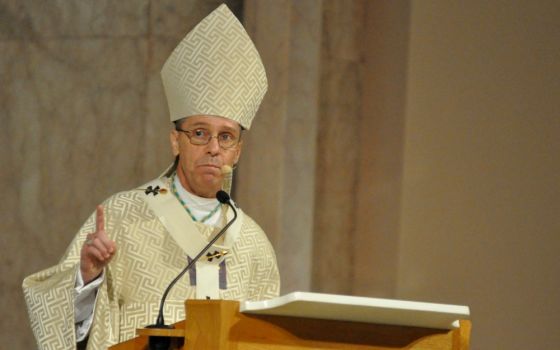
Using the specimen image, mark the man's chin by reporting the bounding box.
[196,176,222,195]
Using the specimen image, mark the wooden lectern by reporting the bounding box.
[110,292,471,350]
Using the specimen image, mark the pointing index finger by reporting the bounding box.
[96,205,105,232]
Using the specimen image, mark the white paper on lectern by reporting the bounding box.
[240,291,470,330]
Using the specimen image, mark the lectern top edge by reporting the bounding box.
[240,291,470,330]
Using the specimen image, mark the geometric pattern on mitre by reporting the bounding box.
[161,4,267,130]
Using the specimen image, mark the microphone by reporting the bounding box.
[215,190,231,204]
[146,190,237,349]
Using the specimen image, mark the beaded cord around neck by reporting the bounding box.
[172,175,222,226]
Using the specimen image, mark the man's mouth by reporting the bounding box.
[198,164,222,170]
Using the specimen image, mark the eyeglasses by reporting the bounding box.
[176,127,240,149]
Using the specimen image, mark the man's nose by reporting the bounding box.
[206,136,221,153]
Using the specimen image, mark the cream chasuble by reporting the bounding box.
[22,175,280,350]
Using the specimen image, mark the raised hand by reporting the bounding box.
[80,205,117,284]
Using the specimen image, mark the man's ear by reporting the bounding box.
[170,130,180,156]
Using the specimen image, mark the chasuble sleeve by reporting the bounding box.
[22,195,125,350]
[22,208,98,349]
[22,263,80,349]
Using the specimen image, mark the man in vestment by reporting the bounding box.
[22,5,280,349]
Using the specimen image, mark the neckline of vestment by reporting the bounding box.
[171,175,222,225]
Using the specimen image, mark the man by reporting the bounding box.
[23,5,280,349]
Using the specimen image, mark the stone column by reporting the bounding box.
[237,0,323,293]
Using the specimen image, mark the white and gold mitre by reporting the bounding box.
[161,4,267,130]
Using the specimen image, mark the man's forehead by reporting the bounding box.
[182,115,241,130]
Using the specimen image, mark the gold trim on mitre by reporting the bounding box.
[161,4,267,130]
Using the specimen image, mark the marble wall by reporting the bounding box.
[1,1,241,348]
[238,0,323,293]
